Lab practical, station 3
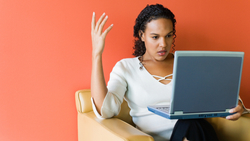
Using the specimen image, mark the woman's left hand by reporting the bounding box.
[226,100,244,120]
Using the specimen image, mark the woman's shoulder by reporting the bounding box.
[112,57,139,71]
[119,57,139,61]
[116,57,139,65]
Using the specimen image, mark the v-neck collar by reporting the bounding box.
[136,57,173,86]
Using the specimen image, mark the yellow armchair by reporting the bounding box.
[75,89,250,141]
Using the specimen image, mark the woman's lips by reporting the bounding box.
[157,50,167,56]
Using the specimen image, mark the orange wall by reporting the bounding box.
[0,0,249,141]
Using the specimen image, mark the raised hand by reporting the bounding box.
[91,12,113,57]
[91,12,112,114]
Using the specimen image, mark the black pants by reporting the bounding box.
[170,119,218,141]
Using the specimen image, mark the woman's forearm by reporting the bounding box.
[91,54,108,114]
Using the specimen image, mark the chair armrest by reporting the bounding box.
[75,89,92,113]
[78,111,154,141]
[206,114,250,141]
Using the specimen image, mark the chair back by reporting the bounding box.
[115,99,135,126]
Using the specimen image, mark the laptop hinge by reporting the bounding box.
[174,111,183,115]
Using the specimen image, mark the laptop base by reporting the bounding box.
[148,106,234,119]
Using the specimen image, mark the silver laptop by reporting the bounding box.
[148,51,244,119]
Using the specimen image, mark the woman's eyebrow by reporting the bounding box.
[150,31,174,35]
[167,31,174,35]
[150,33,159,35]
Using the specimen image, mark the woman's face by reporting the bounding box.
[141,18,174,61]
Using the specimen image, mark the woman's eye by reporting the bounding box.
[166,34,173,38]
[152,36,158,39]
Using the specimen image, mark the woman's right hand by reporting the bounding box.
[91,12,113,57]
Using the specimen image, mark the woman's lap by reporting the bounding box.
[170,119,218,141]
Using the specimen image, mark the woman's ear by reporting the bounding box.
[139,30,145,41]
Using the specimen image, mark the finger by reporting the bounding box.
[98,15,109,34]
[229,105,242,113]
[226,112,241,120]
[91,12,96,33]
[95,13,106,32]
[103,24,113,37]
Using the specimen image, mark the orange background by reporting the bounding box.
[0,0,249,141]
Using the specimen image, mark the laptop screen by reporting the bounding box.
[171,51,244,114]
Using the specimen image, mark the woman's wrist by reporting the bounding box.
[92,52,103,60]
[239,98,250,114]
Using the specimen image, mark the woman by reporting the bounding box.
[91,4,247,141]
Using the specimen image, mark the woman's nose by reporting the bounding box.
[159,38,167,47]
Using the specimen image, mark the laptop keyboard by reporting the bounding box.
[156,106,170,113]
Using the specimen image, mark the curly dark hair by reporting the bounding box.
[133,4,177,57]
